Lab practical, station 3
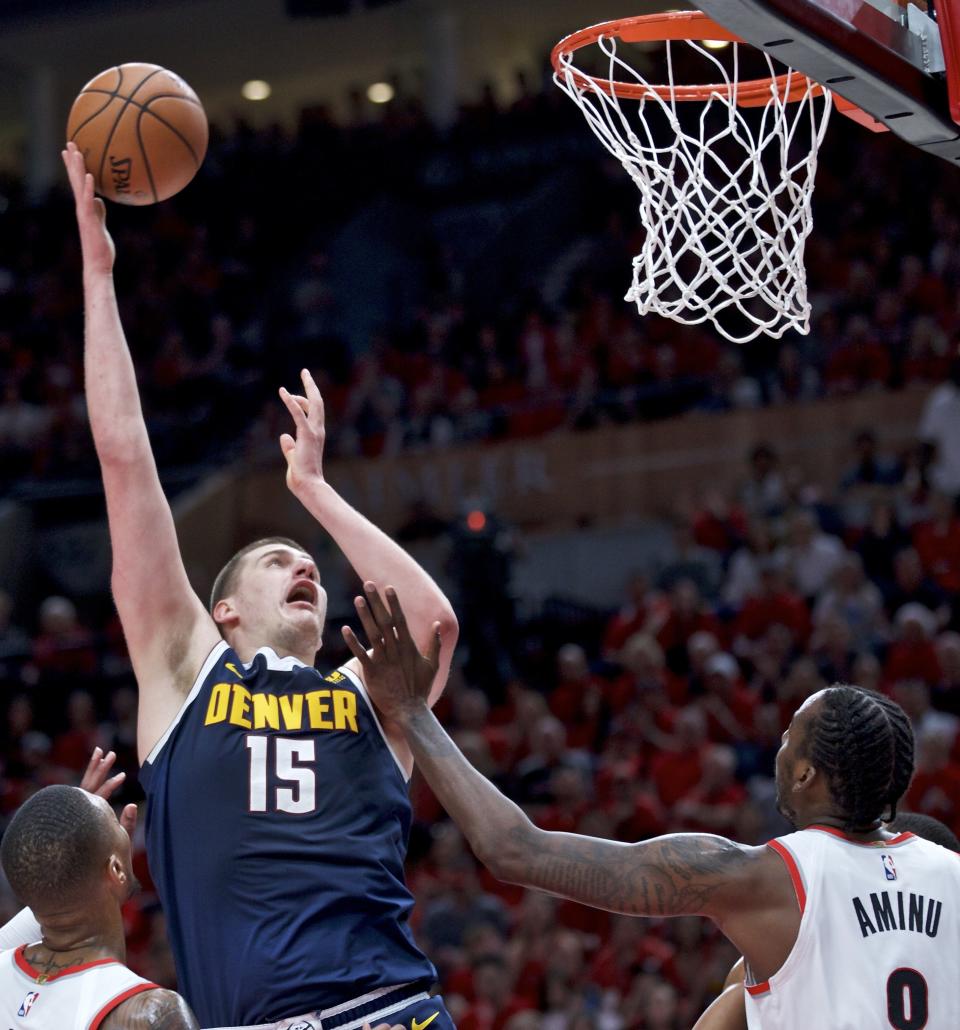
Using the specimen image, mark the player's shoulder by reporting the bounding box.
[101,987,199,1030]
[322,658,361,687]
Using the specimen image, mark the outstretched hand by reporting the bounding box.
[61,141,115,275]
[342,583,441,722]
[279,368,326,493]
[79,746,137,840]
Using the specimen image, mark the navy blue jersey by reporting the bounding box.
[139,642,436,1027]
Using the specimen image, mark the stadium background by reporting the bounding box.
[0,1,959,1027]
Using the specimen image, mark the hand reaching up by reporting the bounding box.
[62,141,115,276]
[80,746,137,839]
[341,583,442,723]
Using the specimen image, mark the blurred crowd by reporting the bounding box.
[1,63,959,493]
[1,54,960,1030]
[1,409,960,1027]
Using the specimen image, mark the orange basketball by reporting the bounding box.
[66,63,208,206]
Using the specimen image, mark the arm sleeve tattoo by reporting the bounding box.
[400,706,759,919]
[510,824,755,917]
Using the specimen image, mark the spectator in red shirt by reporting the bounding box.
[913,490,960,594]
[606,631,680,720]
[651,706,709,807]
[457,955,533,1030]
[673,744,747,836]
[547,644,604,750]
[906,729,960,835]
[601,571,654,660]
[31,595,97,680]
[934,631,960,716]
[733,561,811,653]
[655,579,723,676]
[691,491,748,557]
[774,658,827,733]
[824,314,892,394]
[885,603,943,685]
[696,652,758,745]
[50,689,101,773]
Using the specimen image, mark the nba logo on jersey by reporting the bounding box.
[17,991,39,1016]
[882,854,897,881]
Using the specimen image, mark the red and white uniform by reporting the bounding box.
[0,944,157,1029]
[745,825,960,1030]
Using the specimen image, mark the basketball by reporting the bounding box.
[66,63,208,206]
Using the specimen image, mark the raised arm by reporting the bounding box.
[102,988,199,1030]
[278,369,458,701]
[344,585,800,978]
[63,144,219,761]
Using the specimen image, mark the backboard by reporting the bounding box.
[697,0,960,161]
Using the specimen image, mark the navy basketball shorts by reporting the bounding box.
[205,988,456,1030]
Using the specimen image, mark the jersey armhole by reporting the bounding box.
[768,839,807,914]
[88,982,159,1030]
[337,663,411,783]
[142,640,230,768]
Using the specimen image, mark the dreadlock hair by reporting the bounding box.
[889,812,960,853]
[209,537,310,614]
[1,786,112,911]
[803,685,915,831]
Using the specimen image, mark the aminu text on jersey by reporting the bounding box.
[139,642,437,1027]
[744,825,960,1030]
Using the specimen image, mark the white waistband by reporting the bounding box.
[205,983,428,1030]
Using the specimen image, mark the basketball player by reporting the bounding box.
[0,746,137,952]
[62,141,459,1030]
[344,583,960,1030]
[692,811,960,1029]
[0,784,198,1028]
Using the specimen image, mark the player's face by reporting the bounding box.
[235,544,328,654]
[774,692,823,826]
[89,794,140,901]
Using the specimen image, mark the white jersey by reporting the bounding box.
[745,825,960,1030]
[0,943,157,1029]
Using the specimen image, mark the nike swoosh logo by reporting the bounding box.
[412,1012,439,1030]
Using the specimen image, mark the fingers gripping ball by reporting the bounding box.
[66,63,208,206]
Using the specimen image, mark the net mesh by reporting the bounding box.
[554,33,833,343]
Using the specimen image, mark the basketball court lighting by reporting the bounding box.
[701,39,731,49]
[367,82,395,104]
[242,80,272,101]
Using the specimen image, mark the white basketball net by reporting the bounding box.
[554,35,833,343]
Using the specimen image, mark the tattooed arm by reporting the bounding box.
[344,585,773,923]
[102,989,199,1030]
[396,703,763,918]
[346,584,801,979]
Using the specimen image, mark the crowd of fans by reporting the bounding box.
[1,413,959,1027]
[1,62,960,493]
[1,52,960,1030]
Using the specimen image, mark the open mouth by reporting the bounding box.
[285,580,318,607]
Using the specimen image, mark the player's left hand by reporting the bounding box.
[80,746,125,798]
[279,368,326,494]
[79,746,138,840]
[342,583,442,722]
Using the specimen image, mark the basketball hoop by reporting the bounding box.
[552,11,834,344]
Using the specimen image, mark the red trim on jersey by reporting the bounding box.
[746,980,771,996]
[808,825,916,847]
[768,840,806,914]
[88,982,159,1030]
[14,946,119,983]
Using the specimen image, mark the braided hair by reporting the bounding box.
[803,685,915,831]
